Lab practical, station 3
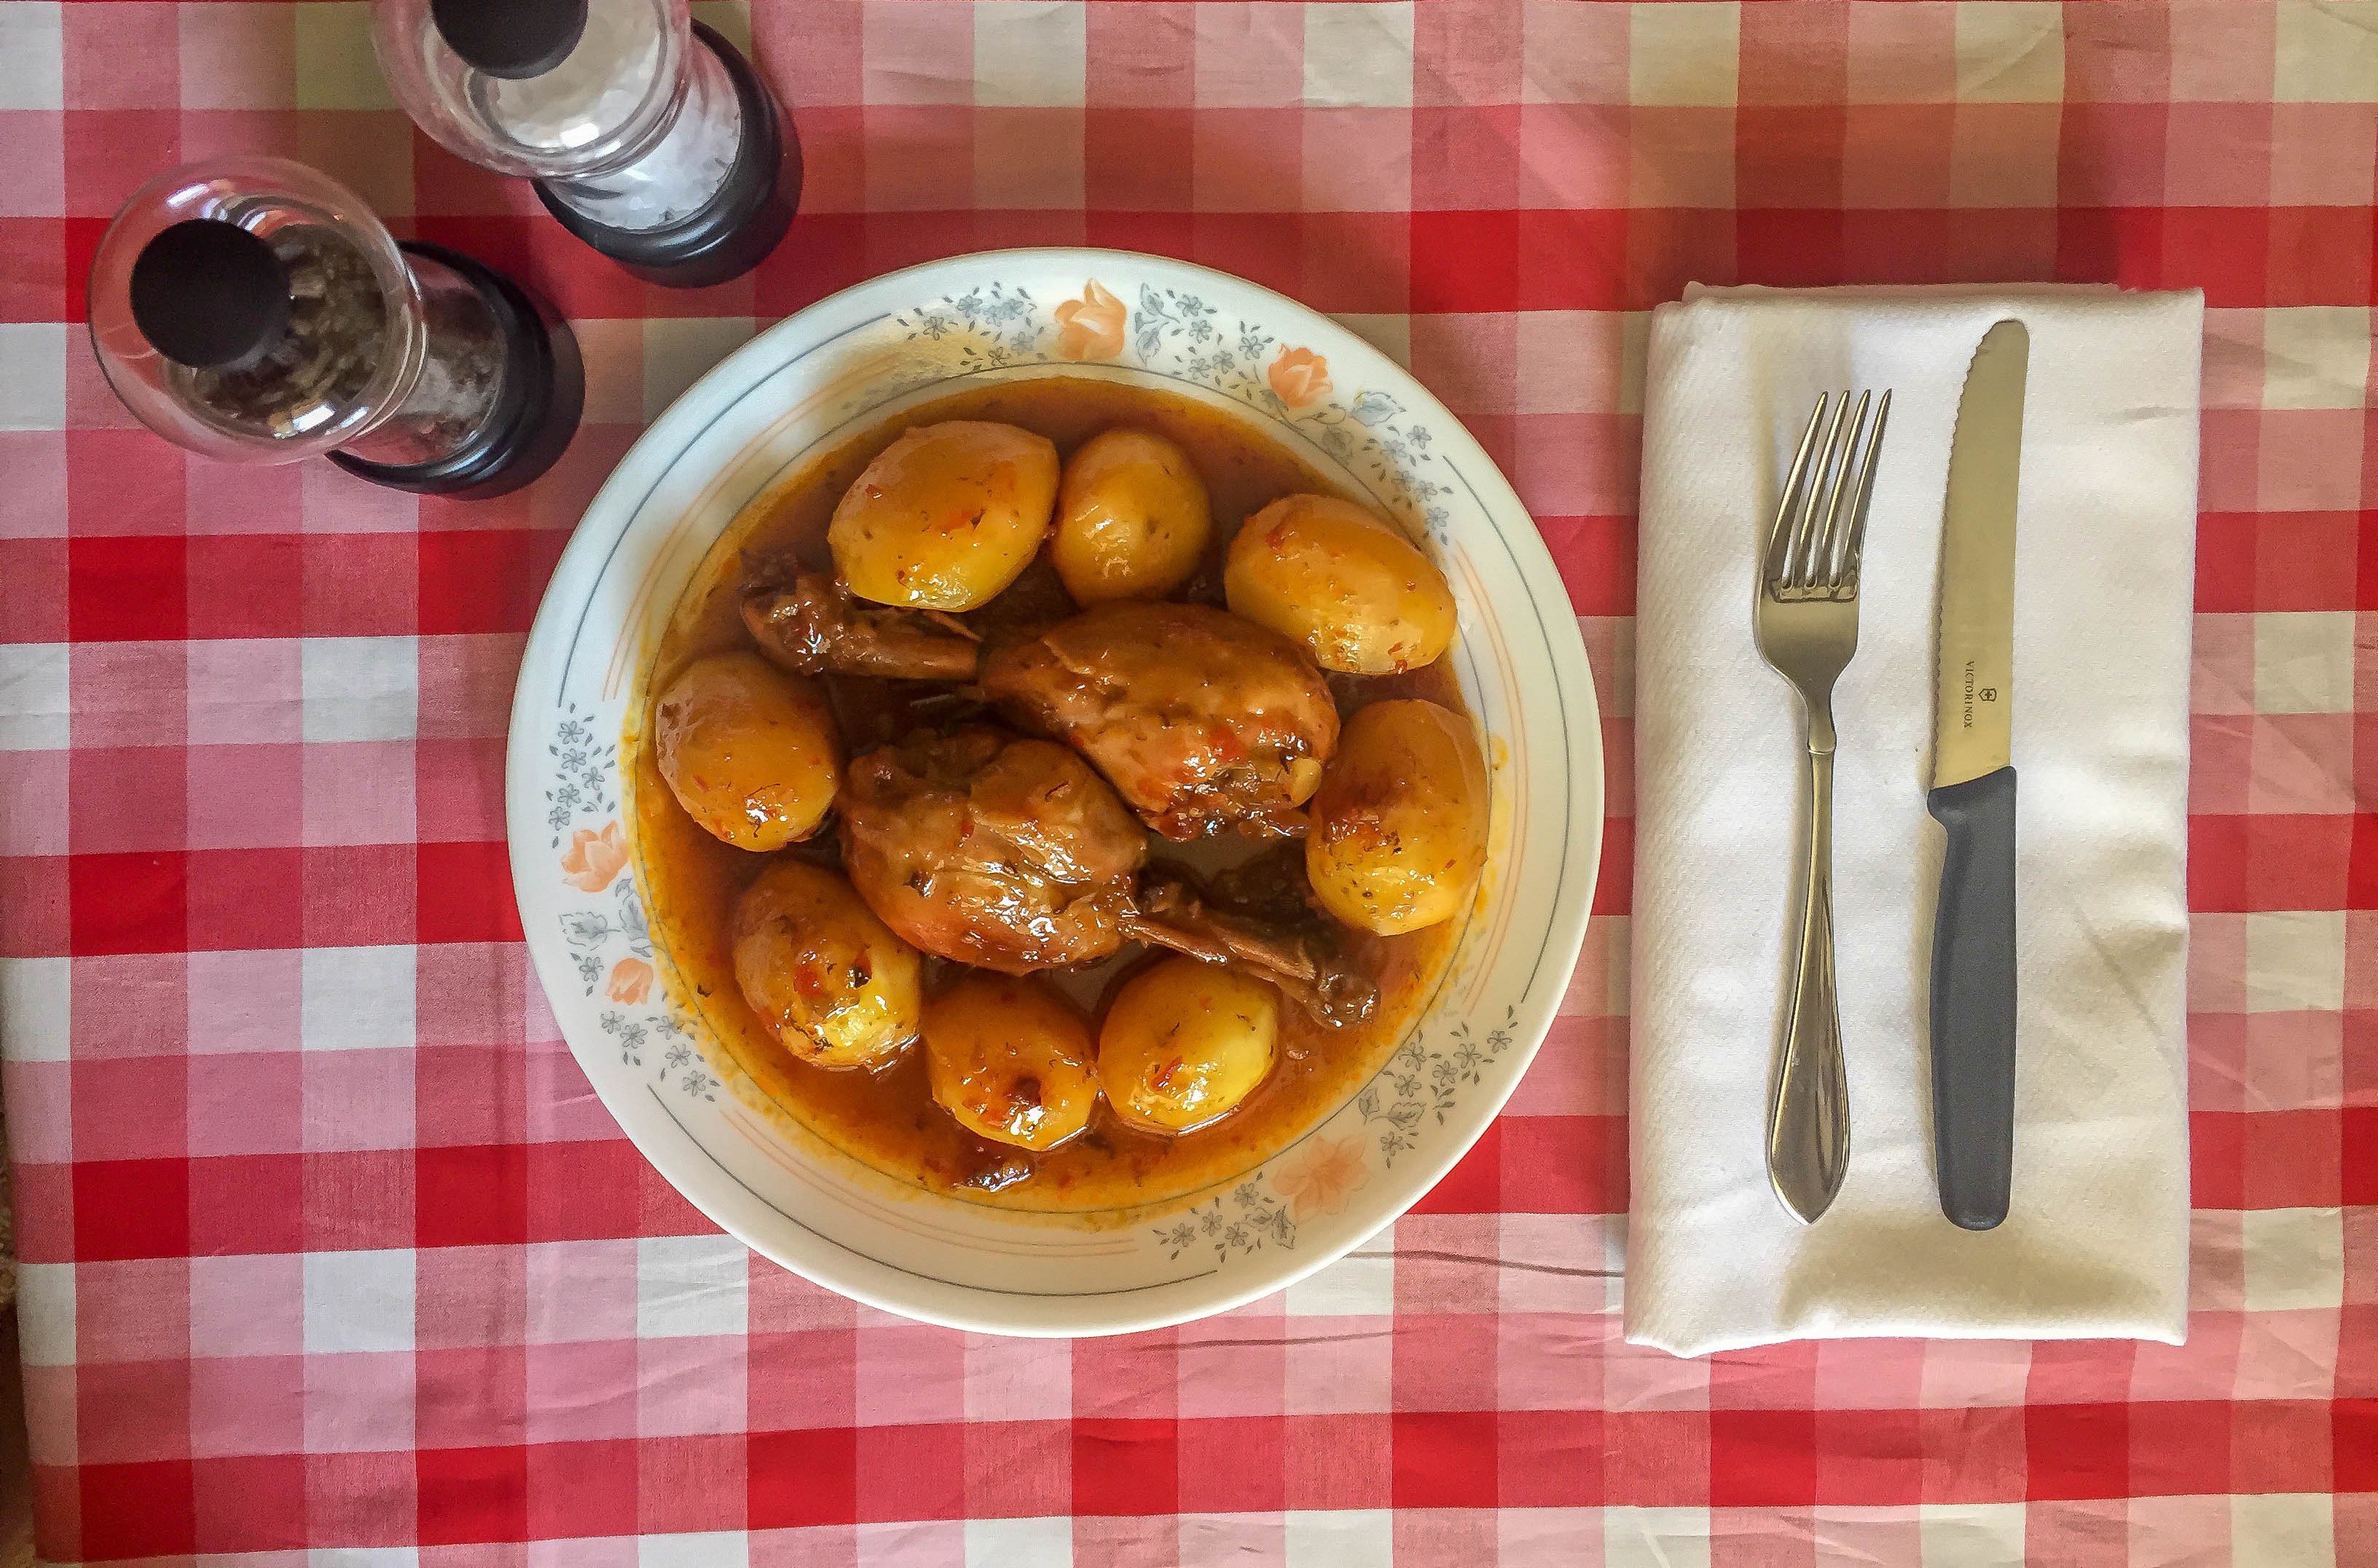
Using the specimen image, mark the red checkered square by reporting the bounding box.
[192,1453,309,1553]
[78,1458,197,1561]
[416,1443,530,1546]
[750,1427,858,1529]
[855,1422,965,1522]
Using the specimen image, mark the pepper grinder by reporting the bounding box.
[374,0,798,288]
[88,157,583,497]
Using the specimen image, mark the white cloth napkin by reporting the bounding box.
[1624,285,2204,1356]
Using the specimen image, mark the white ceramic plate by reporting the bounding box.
[507,249,1601,1335]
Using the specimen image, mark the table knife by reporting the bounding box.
[1928,319,2027,1231]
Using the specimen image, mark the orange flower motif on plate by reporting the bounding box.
[606,957,654,1004]
[1274,1134,1368,1219]
[1268,346,1331,409]
[561,821,627,893]
[1054,280,1127,361]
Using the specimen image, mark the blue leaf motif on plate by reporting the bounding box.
[561,911,611,948]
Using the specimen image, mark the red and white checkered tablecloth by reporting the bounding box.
[1,1,2372,1563]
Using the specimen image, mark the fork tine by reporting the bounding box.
[1786,393,1853,588]
[1763,395,1829,586]
[1813,390,1872,587]
[1839,389,1890,590]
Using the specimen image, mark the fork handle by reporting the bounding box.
[1926,767,2018,1231]
[1767,743,1850,1223]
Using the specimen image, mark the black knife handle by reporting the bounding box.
[1926,765,2017,1231]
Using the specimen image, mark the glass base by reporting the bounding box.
[532,22,797,289]
[329,243,584,498]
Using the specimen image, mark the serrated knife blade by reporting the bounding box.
[1933,323,2025,790]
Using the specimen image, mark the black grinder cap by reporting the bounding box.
[431,0,589,79]
[128,219,291,371]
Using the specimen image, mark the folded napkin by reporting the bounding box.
[1625,286,2204,1356]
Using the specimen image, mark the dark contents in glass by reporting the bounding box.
[342,254,509,469]
[174,223,388,439]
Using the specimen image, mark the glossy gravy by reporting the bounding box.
[631,376,1467,1218]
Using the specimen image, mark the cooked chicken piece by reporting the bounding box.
[742,573,1340,842]
[838,726,1144,975]
[838,727,1374,1024]
[743,570,979,683]
[979,602,1339,841]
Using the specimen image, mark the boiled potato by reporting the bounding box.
[828,420,1061,611]
[1225,494,1456,675]
[1049,428,1212,604]
[1097,959,1279,1135]
[732,861,922,1070]
[1306,699,1487,935]
[654,651,841,851]
[922,973,1099,1150]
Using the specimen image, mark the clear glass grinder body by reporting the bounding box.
[373,0,797,286]
[89,156,583,496]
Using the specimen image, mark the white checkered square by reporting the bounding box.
[0,3,61,111]
[1606,1507,1714,1568]
[303,1249,417,1354]
[0,643,67,752]
[302,946,417,1053]
[1287,1510,1392,1567]
[301,637,419,742]
[15,1264,72,1366]
[1920,1503,2027,1564]
[1953,3,2065,103]
[637,1234,750,1338]
[2253,611,2354,714]
[1303,3,1414,108]
[2275,1,2378,102]
[0,956,70,1064]
[2232,1494,2336,1567]
[292,1,396,109]
[2243,910,2346,1014]
[1628,4,1738,107]
[2242,1207,2345,1312]
[0,324,66,434]
[2260,307,2374,410]
[966,1518,1071,1567]
[638,1531,749,1567]
[1284,1247,1394,1316]
[973,1,1086,107]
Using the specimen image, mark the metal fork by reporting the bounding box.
[1754,389,1891,1224]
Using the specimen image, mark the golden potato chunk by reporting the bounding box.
[1049,428,1212,604]
[828,420,1061,611]
[653,651,841,851]
[732,861,922,1070]
[1225,494,1456,675]
[1097,959,1279,1134]
[1306,699,1487,935]
[922,973,1099,1150]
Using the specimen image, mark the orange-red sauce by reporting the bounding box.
[630,375,1467,1218]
